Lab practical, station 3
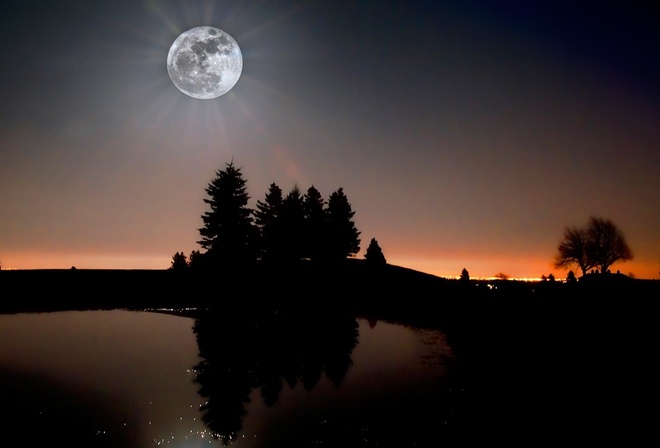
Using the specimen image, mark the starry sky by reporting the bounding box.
[1,0,658,279]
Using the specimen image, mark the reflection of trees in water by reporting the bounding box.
[192,308,359,445]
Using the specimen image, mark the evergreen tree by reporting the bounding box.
[197,161,257,267]
[302,185,327,261]
[254,182,284,261]
[280,185,306,262]
[364,238,386,265]
[188,249,203,270]
[325,188,361,261]
[170,251,188,271]
[460,268,470,282]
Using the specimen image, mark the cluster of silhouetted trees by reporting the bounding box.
[171,161,371,271]
[170,163,636,282]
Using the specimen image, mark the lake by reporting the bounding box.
[2,300,656,447]
[0,309,463,447]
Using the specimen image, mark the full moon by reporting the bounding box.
[167,26,242,99]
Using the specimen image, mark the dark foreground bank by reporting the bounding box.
[2,262,659,446]
[1,260,658,316]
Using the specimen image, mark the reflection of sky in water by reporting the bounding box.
[0,311,454,447]
[0,310,208,446]
[240,319,455,447]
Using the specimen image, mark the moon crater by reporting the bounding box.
[167,26,242,99]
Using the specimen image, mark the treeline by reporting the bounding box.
[171,161,371,271]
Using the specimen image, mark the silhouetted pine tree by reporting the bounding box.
[280,185,306,263]
[325,188,360,261]
[188,250,203,270]
[364,238,386,265]
[197,161,257,267]
[303,185,327,261]
[170,251,189,271]
[460,268,470,282]
[254,182,285,262]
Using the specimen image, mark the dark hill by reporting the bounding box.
[0,260,455,313]
[1,260,657,322]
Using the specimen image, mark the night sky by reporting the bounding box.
[1,0,658,279]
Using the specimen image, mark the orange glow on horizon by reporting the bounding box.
[388,254,658,281]
[2,251,657,280]
[0,252,171,271]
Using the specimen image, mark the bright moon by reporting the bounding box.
[167,26,242,99]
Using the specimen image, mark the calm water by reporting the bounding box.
[0,310,461,447]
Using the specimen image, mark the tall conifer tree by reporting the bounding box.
[280,185,306,262]
[325,188,361,261]
[254,182,284,261]
[197,161,257,266]
[303,185,326,261]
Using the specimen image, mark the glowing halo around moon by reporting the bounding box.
[167,26,242,99]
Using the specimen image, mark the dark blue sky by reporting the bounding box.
[1,0,658,278]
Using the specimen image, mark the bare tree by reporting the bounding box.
[554,217,633,276]
[554,226,595,276]
[586,216,633,274]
